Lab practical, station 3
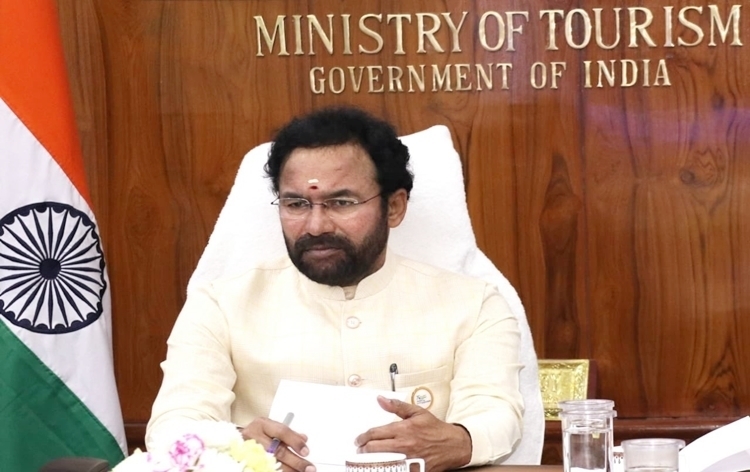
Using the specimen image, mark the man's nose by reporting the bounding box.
[303,204,335,235]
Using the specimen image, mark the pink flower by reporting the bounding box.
[168,433,206,470]
[114,421,280,472]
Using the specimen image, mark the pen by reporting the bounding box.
[389,363,398,392]
[267,412,295,454]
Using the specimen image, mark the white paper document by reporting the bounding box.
[268,380,407,472]
[679,416,750,472]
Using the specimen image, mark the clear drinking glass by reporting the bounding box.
[621,438,685,472]
[559,399,617,472]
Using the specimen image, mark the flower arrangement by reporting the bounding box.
[113,421,280,472]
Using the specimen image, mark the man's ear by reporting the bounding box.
[386,189,408,228]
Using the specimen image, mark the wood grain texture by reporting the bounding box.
[56,0,750,451]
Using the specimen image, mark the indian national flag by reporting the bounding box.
[0,2,127,470]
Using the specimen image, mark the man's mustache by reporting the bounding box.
[294,234,352,252]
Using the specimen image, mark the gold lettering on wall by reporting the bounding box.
[530,62,566,89]
[565,9,592,49]
[583,59,671,87]
[254,15,289,56]
[368,65,384,93]
[307,14,334,54]
[387,14,410,55]
[664,7,675,47]
[309,63,516,94]
[408,65,426,92]
[359,14,383,54]
[678,6,704,47]
[594,8,621,49]
[432,64,451,91]
[478,11,505,52]
[253,5,744,93]
[539,10,563,50]
[388,65,404,91]
[417,13,443,53]
[292,15,304,55]
[710,5,742,46]
[342,14,352,54]
[506,11,529,51]
[443,12,468,53]
[628,7,657,47]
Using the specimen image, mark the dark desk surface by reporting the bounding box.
[471,466,562,472]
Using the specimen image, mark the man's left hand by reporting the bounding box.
[354,396,472,472]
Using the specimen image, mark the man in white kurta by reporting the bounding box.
[147,106,524,472]
[147,250,523,464]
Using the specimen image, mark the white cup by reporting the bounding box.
[345,453,425,472]
[621,438,685,472]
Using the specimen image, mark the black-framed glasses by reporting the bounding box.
[271,194,382,220]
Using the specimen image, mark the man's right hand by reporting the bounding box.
[239,417,316,472]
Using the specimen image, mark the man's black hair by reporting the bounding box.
[265,106,414,198]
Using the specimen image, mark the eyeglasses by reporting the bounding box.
[271,194,382,220]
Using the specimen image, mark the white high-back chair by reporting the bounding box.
[188,125,544,464]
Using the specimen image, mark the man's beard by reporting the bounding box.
[285,212,389,287]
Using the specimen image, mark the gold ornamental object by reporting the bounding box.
[538,359,593,420]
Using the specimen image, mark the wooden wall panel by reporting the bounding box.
[55,0,750,458]
[580,1,748,418]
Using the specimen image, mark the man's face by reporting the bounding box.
[277,144,404,286]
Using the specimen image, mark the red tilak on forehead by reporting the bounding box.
[307,178,319,190]
[309,185,318,190]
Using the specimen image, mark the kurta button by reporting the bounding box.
[346,316,361,329]
[348,374,362,387]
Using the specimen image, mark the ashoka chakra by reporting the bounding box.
[0,202,107,334]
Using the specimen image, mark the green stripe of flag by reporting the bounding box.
[0,321,125,472]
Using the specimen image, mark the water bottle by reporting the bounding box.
[559,399,617,472]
